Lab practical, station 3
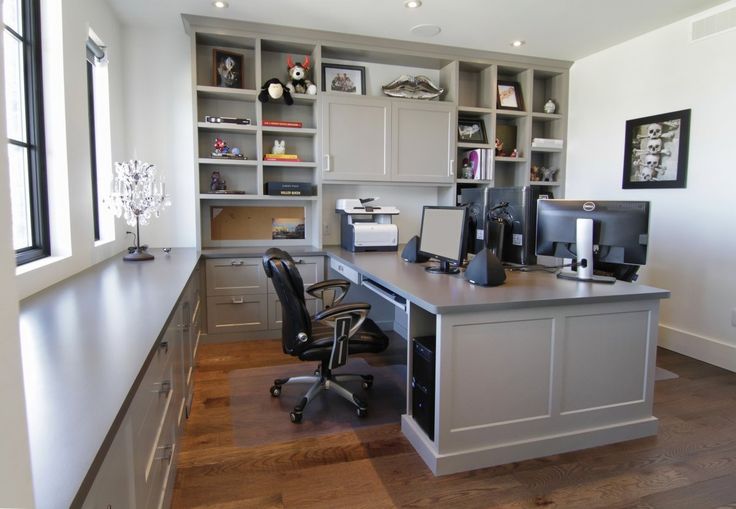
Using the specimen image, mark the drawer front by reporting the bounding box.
[206,294,268,333]
[206,258,267,296]
[143,387,177,509]
[330,258,361,285]
[268,294,320,330]
[267,255,325,294]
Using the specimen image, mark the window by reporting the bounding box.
[86,39,101,240]
[3,0,48,265]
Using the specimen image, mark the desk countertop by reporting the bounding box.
[19,248,200,509]
[325,247,670,314]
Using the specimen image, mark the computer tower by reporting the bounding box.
[487,186,553,265]
[459,187,490,255]
[411,335,436,440]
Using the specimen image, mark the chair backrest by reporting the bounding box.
[262,248,313,355]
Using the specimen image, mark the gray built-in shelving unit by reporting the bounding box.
[184,16,571,250]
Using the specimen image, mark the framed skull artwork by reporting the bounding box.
[622,109,690,189]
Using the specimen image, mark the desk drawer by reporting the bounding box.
[330,258,361,285]
[267,255,325,294]
[206,258,267,296]
[206,294,268,333]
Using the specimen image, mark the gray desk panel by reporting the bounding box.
[19,248,200,509]
[202,245,326,258]
[325,247,670,314]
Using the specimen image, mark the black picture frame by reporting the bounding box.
[212,49,243,88]
[457,118,487,144]
[622,109,690,189]
[322,63,366,95]
[496,80,524,111]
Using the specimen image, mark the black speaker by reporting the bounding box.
[485,218,505,259]
[459,187,489,254]
[464,248,506,287]
[401,235,430,263]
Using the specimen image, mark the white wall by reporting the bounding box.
[123,26,197,248]
[0,13,35,508]
[14,0,129,299]
[566,1,736,370]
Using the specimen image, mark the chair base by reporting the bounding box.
[270,361,374,423]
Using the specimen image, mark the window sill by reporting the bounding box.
[15,254,70,276]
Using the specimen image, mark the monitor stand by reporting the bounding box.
[426,260,460,274]
[557,218,616,284]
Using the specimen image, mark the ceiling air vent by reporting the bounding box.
[692,6,736,41]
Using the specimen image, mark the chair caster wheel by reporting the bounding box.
[290,411,303,423]
[361,380,373,390]
[314,369,320,376]
[270,385,281,397]
[356,408,367,418]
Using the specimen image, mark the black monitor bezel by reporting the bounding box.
[418,205,469,266]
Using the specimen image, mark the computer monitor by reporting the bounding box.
[536,200,650,283]
[418,206,468,274]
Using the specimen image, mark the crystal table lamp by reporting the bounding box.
[108,160,171,261]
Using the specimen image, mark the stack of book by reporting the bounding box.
[264,153,301,162]
[531,138,564,149]
[461,149,493,180]
[262,120,303,128]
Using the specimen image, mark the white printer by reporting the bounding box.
[336,198,399,252]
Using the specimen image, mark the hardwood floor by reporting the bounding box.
[172,340,736,508]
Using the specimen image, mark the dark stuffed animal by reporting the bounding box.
[258,78,293,105]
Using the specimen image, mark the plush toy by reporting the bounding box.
[258,78,293,105]
[272,140,286,155]
[286,56,317,95]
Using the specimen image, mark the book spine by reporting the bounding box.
[262,120,303,128]
[264,156,302,162]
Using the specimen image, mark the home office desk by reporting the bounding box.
[325,247,670,475]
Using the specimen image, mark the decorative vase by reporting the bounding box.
[544,99,556,114]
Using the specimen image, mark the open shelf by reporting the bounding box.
[456,178,492,184]
[261,126,317,137]
[458,142,493,149]
[261,161,317,168]
[495,156,527,163]
[196,85,258,101]
[198,158,258,166]
[197,122,258,133]
[200,193,318,201]
[531,147,563,153]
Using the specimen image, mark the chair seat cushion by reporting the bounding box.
[298,318,389,362]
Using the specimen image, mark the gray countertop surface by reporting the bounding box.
[324,247,670,314]
[19,248,200,509]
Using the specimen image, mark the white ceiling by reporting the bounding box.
[107,0,728,61]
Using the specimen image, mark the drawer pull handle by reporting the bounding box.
[230,260,244,266]
[231,297,244,304]
[155,444,173,463]
[153,380,171,396]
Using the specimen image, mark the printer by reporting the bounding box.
[336,198,399,252]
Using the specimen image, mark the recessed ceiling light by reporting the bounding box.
[212,1,229,8]
[410,24,441,37]
[511,40,525,48]
[405,0,422,8]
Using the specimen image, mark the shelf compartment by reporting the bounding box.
[262,133,316,163]
[199,165,258,195]
[199,131,257,161]
[532,69,567,115]
[196,86,258,101]
[194,34,257,90]
[261,102,316,130]
[458,62,494,109]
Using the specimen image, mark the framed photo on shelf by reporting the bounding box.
[622,109,690,189]
[496,81,524,111]
[457,118,487,144]
[322,63,366,95]
[212,49,243,88]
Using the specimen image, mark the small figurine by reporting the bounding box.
[530,165,541,181]
[286,56,317,95]
[510,149,519,158]
[544,99,556,114]
[211,137,245,159]
[272,140,286,155]
[461,158,474,179]
[210,171,226,191]
[540,167,558,182]
[495,137,504,156]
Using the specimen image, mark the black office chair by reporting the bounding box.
[262,248,389,423]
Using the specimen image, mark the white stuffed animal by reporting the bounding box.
[286,56,317,95]
[272,140,286,155]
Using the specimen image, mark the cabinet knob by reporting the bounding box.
[155,444,173,463]
[324,154,331,172]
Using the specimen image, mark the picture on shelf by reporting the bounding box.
[622,109,690,189]
[322,63,366,95]
[496,80,524,111]
[272,218,306,240]
[457,118,487,143]
[212,49,243,88]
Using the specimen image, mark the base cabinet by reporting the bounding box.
[82,269,201,508]
[205,255,325,337]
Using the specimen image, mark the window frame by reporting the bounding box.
[86,52,100,241]
[5,0,49,265]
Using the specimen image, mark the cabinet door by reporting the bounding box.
[391,101,455,183]
[82,417,136,508]
[206,294,268,333]
[322,96,390,181]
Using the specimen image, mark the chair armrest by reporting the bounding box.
[306,278,351,308]
[313,302,370,338]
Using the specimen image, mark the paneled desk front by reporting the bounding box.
[325,247,670,476]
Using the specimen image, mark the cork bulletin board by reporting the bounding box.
[210,206,305,240]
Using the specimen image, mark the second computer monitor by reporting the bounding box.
[418,206,468,274]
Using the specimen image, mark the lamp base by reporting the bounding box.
[124,249,154,261]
